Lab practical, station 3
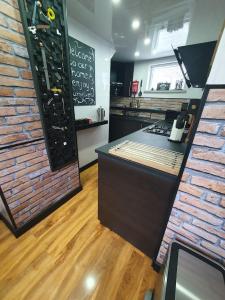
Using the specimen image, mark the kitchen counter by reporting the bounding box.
[97,125,186,174]
[96,128,186,261]
[110,113,158,125]
[110,106,167,114]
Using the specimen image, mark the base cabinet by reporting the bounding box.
[98,154,177,259]
[109,115,150,142]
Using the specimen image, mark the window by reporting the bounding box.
[153,22,189,55]
[149,62,184,91]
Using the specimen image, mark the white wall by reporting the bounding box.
[187,0,225,45]
[207,27,225,85]
[68,17,115,167]
[67,0,113,44]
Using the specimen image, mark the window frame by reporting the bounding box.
[147,61,186,91]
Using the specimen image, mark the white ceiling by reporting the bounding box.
[66,0,196,61]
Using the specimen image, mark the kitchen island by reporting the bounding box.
[96,127,186,261]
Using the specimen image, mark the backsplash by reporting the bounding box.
[111,97,189,120]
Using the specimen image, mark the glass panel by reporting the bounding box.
[149,63,184,90]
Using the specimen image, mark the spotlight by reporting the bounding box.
[132,19,140,30]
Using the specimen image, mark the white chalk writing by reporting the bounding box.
[69,38,95,105]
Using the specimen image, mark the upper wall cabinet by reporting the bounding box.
[18,0,78,171]
[110,61,134,98]
[174,41,217,88]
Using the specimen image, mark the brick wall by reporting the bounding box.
[157,88,225,265]
[0,0,43,148]
[111,97,188,120]
[0,0,80,228]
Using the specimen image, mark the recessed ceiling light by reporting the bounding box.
[132,19,140,30]
[134,51,140,57]
[144,37,151,45]
[112,0,121,5]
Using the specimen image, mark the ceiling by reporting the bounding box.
[67,0,196,61]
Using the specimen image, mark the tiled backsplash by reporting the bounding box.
[111,97,189,120]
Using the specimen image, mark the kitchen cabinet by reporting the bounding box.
[96,129,186,260]
[110,61,134,97]
[109,115,151,142]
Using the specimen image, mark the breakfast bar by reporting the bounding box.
[96,127,186,260]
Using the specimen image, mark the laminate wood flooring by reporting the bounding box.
[0,164,157,300]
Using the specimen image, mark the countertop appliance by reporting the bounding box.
[143,121,172,137]
[143,110,179,136]
[143,109,189,141]
[152,241,225,300]
[144,110,179,137]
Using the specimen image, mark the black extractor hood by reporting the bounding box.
[174,41,217,88]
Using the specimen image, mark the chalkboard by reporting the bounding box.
[69,36,95,106]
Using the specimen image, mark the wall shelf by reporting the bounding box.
[144,90,187,94]
[75,120,108,131]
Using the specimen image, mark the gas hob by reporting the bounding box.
[143,121,172,137]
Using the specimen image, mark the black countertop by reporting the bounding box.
[110,113,158,124]
[110,106,167,114]
[96,126,186,156]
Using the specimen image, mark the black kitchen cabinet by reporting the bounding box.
[96,153,178,259]
[110,61,134,97]
[109,115,151,142]
[174,41,217,88]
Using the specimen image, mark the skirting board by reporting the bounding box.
[79,159,98,172]
[0,185,82,237]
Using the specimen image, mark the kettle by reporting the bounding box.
[97,107,105,122]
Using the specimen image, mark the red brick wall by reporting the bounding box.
[0,0,80,228]
[157,89,225,265]
[0,0,43,147]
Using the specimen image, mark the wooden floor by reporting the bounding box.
[0,164,157,300]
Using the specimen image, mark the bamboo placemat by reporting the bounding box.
[109,140,184,176]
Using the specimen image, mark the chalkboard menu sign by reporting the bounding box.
[69,36,96,106]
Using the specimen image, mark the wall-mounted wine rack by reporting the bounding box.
[18,0,78,171]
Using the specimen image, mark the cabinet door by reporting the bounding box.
[109,116,124,141]
[122,119,141,135]
[140,121,151,129]
[109,116,141,142]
